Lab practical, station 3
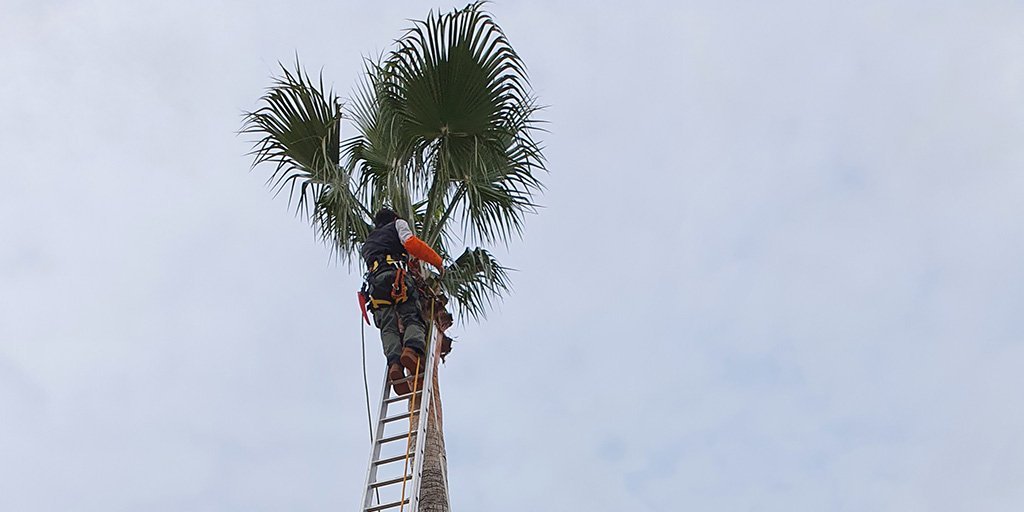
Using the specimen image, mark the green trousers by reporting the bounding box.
[369,270,426,365]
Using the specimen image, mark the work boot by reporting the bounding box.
[400,347,424,377]
[389,363,410,395]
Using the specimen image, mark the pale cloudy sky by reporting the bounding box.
[2,1,1023,511]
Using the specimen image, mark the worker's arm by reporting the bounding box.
[395,219,444,272]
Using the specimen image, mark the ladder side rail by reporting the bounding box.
[361,370,393,510]
[407,322,440,512]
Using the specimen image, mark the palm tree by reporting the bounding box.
[242,3,545,510]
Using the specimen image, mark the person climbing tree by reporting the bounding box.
[360,208,444,395]
[244,3,545,508]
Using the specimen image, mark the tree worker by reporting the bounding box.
[360,208,445,395]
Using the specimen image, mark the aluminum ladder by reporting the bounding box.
[359,325,440,512]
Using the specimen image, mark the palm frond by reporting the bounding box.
[440,247,512,322]
[243,59,373,261]
[445,117,544,245]
[377,1,546,245]
[343,60,421,222]
[313,164,373,262]
[242,60,344,217]
[243,4,546,322]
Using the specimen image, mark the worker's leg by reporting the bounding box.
[368,269,404,365]
[397,297,426,355]
[371,305,403,365]
[396,296,426,377]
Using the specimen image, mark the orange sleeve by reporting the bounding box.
[403,236,443,271]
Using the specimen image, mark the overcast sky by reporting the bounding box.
[2,1,1023,511]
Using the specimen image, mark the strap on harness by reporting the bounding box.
[368,254,404,273]
[360,255,410,311]
[390,267,408,304]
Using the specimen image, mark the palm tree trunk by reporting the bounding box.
[410,296,452,512]
[415,353,450,512]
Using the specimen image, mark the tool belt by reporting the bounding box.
[361,255,409,309]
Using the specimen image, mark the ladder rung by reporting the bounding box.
[392,373,426,385]
[369,474,414,489]
[373,451,415,465]
[365,498,409,512]
[382,411,413,423]
[378,430,417,445]
[380,409,411,421]
[384,389,422,404]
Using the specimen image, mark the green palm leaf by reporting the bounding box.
[344,62,420,222]
[243,60,372,260]
[440,247,512,322]
[373,1,546,246]
[244,3,545,320]
[243,62,342,212]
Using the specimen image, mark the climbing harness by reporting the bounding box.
[361,255,411,310]
[390,267,409,304]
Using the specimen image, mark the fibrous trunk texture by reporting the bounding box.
[407,296,450,512]
[415,359,449,512]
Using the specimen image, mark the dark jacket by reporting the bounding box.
[360,219,443,272]
[361,220,407,267]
